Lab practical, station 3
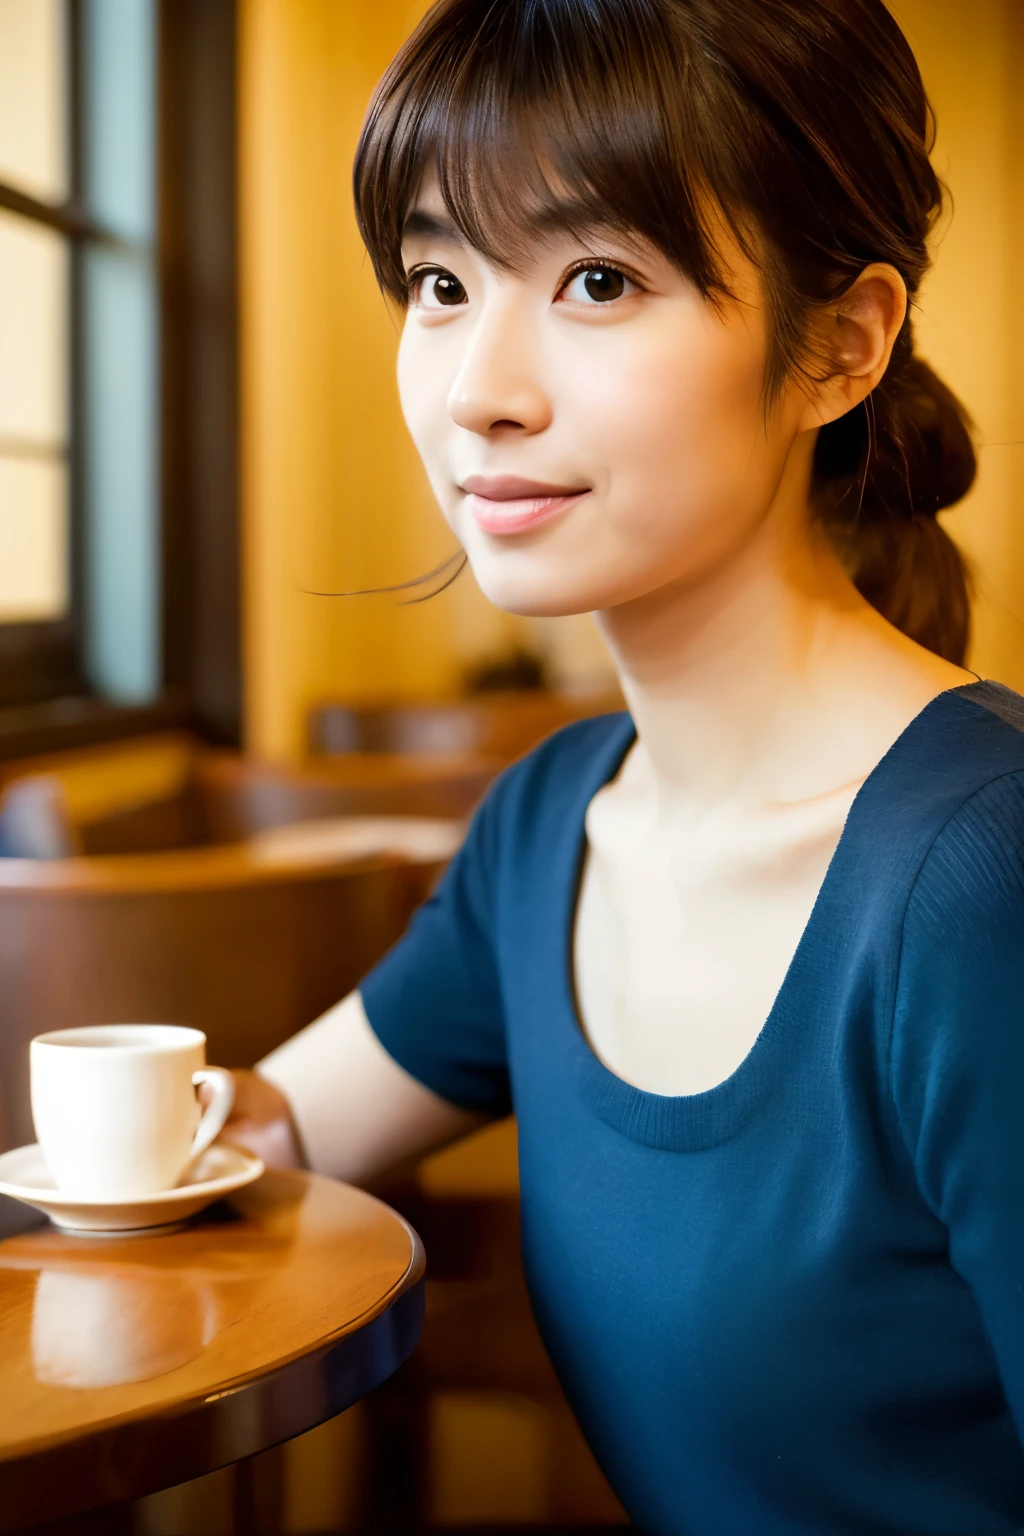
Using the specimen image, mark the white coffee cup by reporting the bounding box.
[30,1025,235,1200]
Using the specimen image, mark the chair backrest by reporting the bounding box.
[310,691,626,763]
[0,735,202,858]
[197,752,496,834]
[0,841,445,1193]
[312,704,484,757]
[0,742,493,860]
[0,738,470,1234]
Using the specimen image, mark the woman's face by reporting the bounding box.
[397,187,815,619]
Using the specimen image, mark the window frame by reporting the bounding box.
[0,136,97,710]
[0,0,240,756]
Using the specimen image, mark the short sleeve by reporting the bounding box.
[890,771,1024,1436]
[359,781,511,1118]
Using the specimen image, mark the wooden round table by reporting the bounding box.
[0,1169,424,1532]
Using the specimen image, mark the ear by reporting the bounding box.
[797,263,908,432]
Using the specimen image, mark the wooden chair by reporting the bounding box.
[309,690,625,766]
[0,732,497,863]
[0,736,473,1171]
[0,836,447,1168]
[195,750,498,835]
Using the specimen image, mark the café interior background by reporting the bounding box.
[0,1,1021,1533]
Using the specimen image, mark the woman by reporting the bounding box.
[231,1,1024,1529]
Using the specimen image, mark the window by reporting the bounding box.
[0,0,239,748]
[0,0,78,703]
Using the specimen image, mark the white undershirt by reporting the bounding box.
[573,741,864,1096]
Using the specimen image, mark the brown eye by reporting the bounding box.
[418,270,467,308]
[585,268,624,301]
[560,265,636,305]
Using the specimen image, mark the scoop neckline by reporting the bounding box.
[557,680,988,1152]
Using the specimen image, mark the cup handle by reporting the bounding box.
[190,1068,235,1161]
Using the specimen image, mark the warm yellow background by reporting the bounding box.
[895,0,1024,693]
[240,0,1024,761]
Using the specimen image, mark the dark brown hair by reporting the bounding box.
[354,0,975,662]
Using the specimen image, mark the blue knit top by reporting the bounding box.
[361,680,1024,1534]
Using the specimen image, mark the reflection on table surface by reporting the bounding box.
[31,1266,218,1389]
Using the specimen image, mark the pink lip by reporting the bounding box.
[459,476,591,536]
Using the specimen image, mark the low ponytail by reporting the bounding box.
[814,323,976,665]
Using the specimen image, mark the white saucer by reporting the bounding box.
[0,1143,264,1236]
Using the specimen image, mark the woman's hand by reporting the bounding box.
[216,1069,307,1169]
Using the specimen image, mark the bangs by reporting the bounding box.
[353,0,738,309]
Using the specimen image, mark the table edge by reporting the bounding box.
[0,1211,426,1530]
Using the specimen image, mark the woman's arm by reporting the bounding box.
[225,774,512,1185]
[223,991,487,1185]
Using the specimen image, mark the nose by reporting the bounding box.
[447,299,552,437]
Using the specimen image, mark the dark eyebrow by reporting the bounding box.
[532,198,607,236]
[531,200,642,253]
[400,200,645,269]
[401,209,466,244]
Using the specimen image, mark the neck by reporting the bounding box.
[596,462,951,808]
